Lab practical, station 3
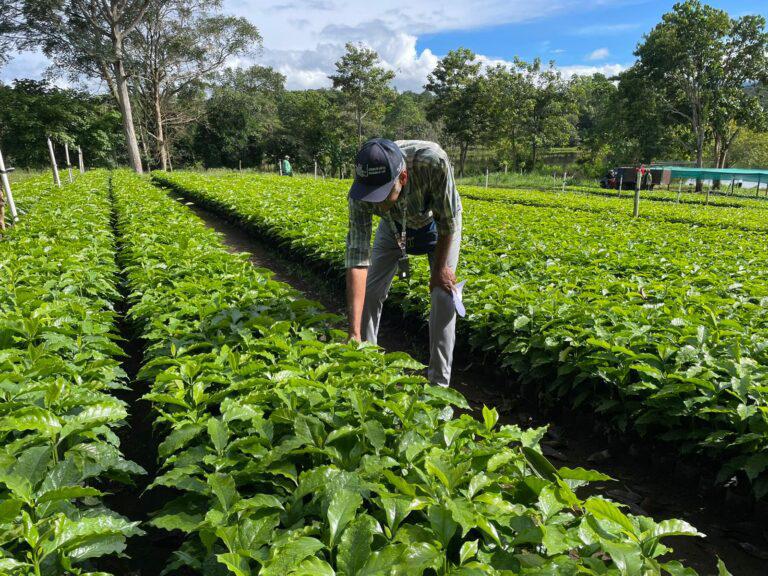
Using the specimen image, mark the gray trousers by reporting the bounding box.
[362,215,462,387]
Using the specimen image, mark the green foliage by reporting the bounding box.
[0,172,143,574]
[0,80,124,168]
[635,0,768,169]
[196,66,285,169]
[123,170,703,573]
[425,48,490,176]
[156,170,768,501]
[329,42,396,144]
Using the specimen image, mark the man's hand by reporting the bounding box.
[346,267,368,342]
[430,265,456,294]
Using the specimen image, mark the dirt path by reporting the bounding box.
[174,195,768,576]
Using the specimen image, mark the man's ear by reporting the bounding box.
[399,169,408,186]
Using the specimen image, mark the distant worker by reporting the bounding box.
[281,156,293,177]
[345,138,463,387]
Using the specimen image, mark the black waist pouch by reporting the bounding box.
[400,220,438,255]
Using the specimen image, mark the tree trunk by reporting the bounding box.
[113,56,143,173]
[459,143,468,178]
[510,126,517,171]
[694,129,704,193]
[531,136,538,172]
[356,107,362,145]
[153,88,169,171]
[138,121,152,168]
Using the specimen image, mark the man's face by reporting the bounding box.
[379,169,407,213]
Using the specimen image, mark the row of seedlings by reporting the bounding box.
[0,171,143,575]
[152,171,768,501]
[116,170,705,575]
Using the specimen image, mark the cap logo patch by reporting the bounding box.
[356,164,387,178]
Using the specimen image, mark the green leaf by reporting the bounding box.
[427,504,457,548]
[459,539,478,565]
[216,552,251,576]
[209,473,238,512]
[338,514,377,576]
[37,486,103,504]
[481,406,498,431]
[716,558,733,576]
[585,497,638,539]
[522,447,558,482]
[260,536,325,576]
[328,489,362,548]
[207,418,230,455]
[363,420,386,452]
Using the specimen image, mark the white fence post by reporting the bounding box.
[64,143,74,183]
[78,146,85,173]
[0,149,18,223]
[314,159,318,179]
[485,167,489,188]
[47,136,61,187]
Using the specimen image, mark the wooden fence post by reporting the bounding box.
[47,136,61,187]
[618,174,623,197]
[64,143,73,183]
[0,148,19,225]
[314,160,317,179]
[633,170,641,217]
[561,171,567,193]
[485,167,489,188]
[78,146,85,173]
[677,179,683,203]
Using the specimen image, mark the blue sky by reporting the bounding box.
[2,0,766,91]
[417,0,768,72]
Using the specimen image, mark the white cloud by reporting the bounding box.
[223,0,625,89]
[559,62,626,78]
[2,1,631,91]
[586,47,609,60]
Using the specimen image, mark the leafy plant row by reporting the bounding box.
[459,175,768,211]
[153,171,768,500]
[0,172,143,575]
[461,185,768,232]
[113,170,706,575]
[563,183,768,211]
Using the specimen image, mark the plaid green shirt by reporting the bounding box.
[345,140,462,268]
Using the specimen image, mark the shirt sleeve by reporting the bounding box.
[345,197,373,268]
[412,150,462,236]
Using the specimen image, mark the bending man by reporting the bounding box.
[345,138,462,387]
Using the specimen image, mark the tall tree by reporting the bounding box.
[516,58,575,169]
[0,79,124,167]
[425,48,489,176]
[382,91,438,141]
[636,0,768,188]
[127,0,260,170]
[196,66,284,168]
[483,63,533,171]
[329,42,395,145]
[279,89,352,176]
[0,3,24,69]
[19,0,166,173]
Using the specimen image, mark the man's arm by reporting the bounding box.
[345,197,373,340]
[429,233,456,294]
[346,267,368,340]
[415,150,460,294]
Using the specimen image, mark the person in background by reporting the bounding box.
[281,156,293,177]
[345,138,462,387]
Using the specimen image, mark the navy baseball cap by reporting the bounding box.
[349,138,406,202]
